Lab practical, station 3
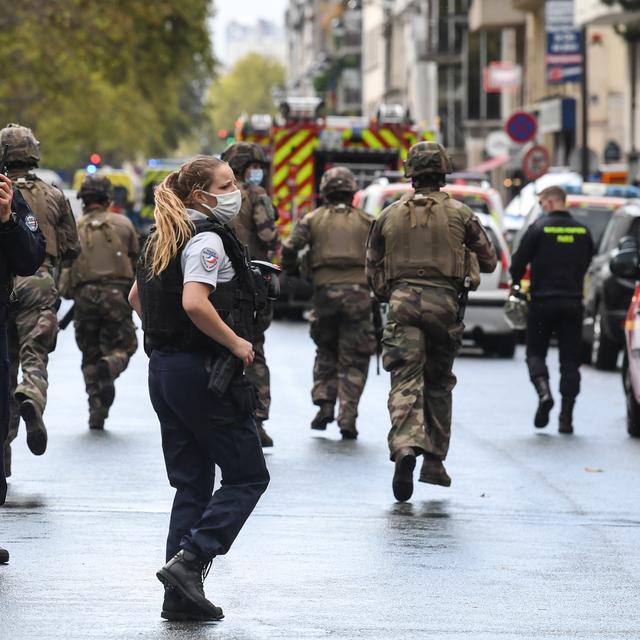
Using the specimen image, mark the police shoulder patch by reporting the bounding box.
[200,247,219,272]
[25,214,39,232]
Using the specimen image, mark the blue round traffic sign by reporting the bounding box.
[505,111,537,144]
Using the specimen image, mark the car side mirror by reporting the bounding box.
[610,236,640,280]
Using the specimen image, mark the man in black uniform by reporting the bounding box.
[0,173,46,564]
[510,186,594,434]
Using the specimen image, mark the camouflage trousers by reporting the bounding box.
[7,271,59,443]
[73,284,138,423]
[382,285,463,461]
[309,285,376,428]
[245,301,272,422]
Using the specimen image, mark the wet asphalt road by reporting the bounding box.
[1,316,640,640]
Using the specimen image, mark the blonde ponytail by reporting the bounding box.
[143,156,226,278]
[144,175,194,277]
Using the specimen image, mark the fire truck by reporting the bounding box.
[236,98,437,226]
[235,99,437,314]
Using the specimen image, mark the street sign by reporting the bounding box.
[483,62,522,93]
[506,111,537,144]
[522,145,551,181]
[545,0,583,84]
[485,131,512,158]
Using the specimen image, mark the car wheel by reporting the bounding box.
[592,305,619,371]
[623,357,640,437]
[483,334,516,359]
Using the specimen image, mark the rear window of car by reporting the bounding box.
[450,194,490,215]
[483,226,503,261]
[568,205,617,247]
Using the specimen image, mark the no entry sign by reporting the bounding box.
[506,111,537,144]
[522,144,551,181]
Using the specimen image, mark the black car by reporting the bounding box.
[583,201,640,370]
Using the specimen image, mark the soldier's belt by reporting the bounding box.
[317,283,367,291]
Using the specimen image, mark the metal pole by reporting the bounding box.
[630,39,639,182]
[581,27,589,181]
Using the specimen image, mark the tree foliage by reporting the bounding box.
[0,0,215,169]
[207,53,285,137]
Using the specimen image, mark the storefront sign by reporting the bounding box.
[546,0,583,84]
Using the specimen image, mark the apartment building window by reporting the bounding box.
[467,30,501,121]
[433,0,470,151]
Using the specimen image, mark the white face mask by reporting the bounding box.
[200,189,242,224]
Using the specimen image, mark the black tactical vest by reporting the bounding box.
[137,218,258,356]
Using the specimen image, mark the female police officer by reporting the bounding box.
[128,156,270,621]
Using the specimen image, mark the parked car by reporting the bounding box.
[356,181,516,356]
[608,238,640,436]
[583,201,640,370]
[356,181,505,229]
[464,211,516,357]
[512,193,628,257]
[503,174,640,247]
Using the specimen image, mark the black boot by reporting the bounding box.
[338,420,358,440]
[256,421,274,448]
[559,398,575,435]
[0,548,8,564]
[419,454,452,487]
[19,399,47,455]
[161,585,223,622]
[392,447,416,502]
[311,403,334,430]
[156,550,223,620]
[532,377,554,429]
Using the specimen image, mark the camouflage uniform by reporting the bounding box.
[366,142,496,500]
[223,142,280,446]
[282,167,375,438]
[1,124,80,467]
[68,176,139,429]
[232,181,279,425]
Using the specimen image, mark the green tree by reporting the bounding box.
[0,0,215,170]
[207,53,285,141]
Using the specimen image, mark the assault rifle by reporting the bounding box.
[372,298,384,375]
[58,304,75,330]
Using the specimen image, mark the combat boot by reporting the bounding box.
[3,442,10,479]
[338,420,358,440]
[532,377,554,429]
[89,406,106,430]
[156,549,223,620]
[161,585,223,622]
[0,548,9,564]
[97,360,115,409]
[311,403,334,430]
[558,398,575,435]
[256,421,274,448]
[19,398,47,455]
[419,454,452,487]
[392,447,416,502]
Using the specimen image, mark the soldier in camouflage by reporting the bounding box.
[222,142,279,447]
[63,175,139,430]
[366,142,497,501]
[1,124,80,476]
[282,167,376,440]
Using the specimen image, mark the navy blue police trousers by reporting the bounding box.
[148,351,269,562]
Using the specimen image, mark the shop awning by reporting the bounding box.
[467,154,510,173]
